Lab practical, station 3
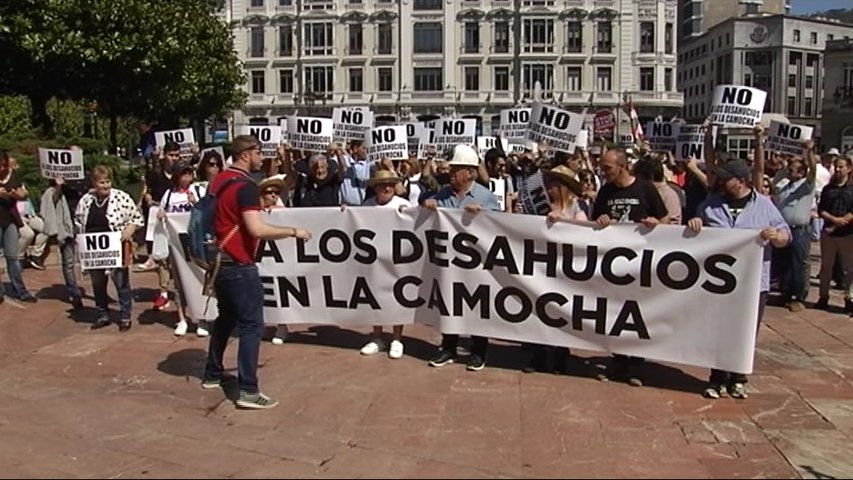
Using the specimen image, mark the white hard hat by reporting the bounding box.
[827,147,840,156]
[448,144,479,167]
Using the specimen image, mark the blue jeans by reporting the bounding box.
[204,264,264,394]
[810,217,823,242]
[89,268,132,320]
[0,223,31,299]
[59,238,82,301]
[783,226,811,303]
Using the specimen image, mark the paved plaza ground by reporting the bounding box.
[0,255,852,479]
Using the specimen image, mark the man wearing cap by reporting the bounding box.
[423,144,501,371]
[688,159,791,399]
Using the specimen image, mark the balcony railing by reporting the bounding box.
[345,1,365,10]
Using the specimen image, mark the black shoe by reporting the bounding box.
[70,297,84,310]
[845,299,853,314]
[466,355,486,371]
[428,350,456,368]
[814,297,829,310]
[118,320,132,332]
[91,317,111,330]
[20,295,37,304]
[28,257,45,271]
[524,348,547,374]
[553,347,569,375]
[625,365,644,387]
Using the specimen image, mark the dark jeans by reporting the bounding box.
[59,238,82,301]
[0,223,31,299]
[89,267,132,320]
[204,264,264,394]
[441,335,489,358]
[710,292,768,384]
[781,225,811,302]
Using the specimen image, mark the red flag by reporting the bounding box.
[623,95,645,143]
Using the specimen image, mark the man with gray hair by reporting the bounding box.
[289,152,345,207]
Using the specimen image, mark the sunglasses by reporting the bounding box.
[263,190,280,196]
[209,162,222,168]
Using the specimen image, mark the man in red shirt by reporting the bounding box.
[202,135,312,409]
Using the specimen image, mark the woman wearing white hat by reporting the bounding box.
[359,169,412,359]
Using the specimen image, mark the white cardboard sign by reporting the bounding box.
[488,177,508,211]
[239,125,282,158]
[710,85,767,128]
[333,108,375,142]
[433,119,477,150]
[417,128,436,159]
[286,116,334,152]
[154,128,195,157]
[499,108,532,143]
[766,121,813,156]
[404,122,424,154]
[675,124,717,162]
[645,122,677,151]
[476,136,510,158]
[365,126,408,162]
[77,232,123,270]
[576,130,589,150]
[38,148,84,180]
[525,103,584,154]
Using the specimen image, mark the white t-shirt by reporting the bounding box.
[363,195,411,209]
[161,185,204,213]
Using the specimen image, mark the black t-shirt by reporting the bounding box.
[293,175,342,207]
[86,197,111,233]
[145,169,173,203]
[592,177,668,223]
[60,180,88,213]
[0,171,23,228]
[726,192,751,221]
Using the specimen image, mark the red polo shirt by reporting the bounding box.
[210,167,261,264]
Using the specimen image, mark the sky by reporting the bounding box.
[790,0,851,14]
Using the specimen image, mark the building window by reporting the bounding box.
[567,67,582,91]
[464,67,479,91]
[378,67,393,91]
[804,97,812,116]
[494,22,510,53]
[807,53,818,67]
[596,67,612,91]
[787,96,796,114]
[665,23,673,54]
[789,51,801,65]
[828,33,834,41]
[279,69,293,93]
[413,23,443,54]
[522,64,553,96]
[251,0,263,6]
[805,75,813,89]
[304,22,334,56]
[566,22,582,53]
[745,3,758,13]
[279,26,293,56]
[251,71,265,94]
[464,22,480,53]
[640,22,654,53]
[793,29,800,42]
[279,0,292,4]
[788,74,796,88]
[377,24,393,54]
[305,66,334,94]
[348,24,362,55]
[349,68,363,92]
[744,73,752,87]
[413,0,442,9]
[639,67,654,91]
[665,68,673,91]
[414,68,442,91]
[810,32,818,44]
[494,66,510,91]
[250,27,264,58]
[597,21,612,53]
[523,19,554,53]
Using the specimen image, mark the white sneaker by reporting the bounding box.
[196,324,209,337]
[174,320,188,336]
[360,340,384,355]
[389,340,404,359]
[271,337,285,345]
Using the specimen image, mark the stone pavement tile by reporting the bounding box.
[612,458,710,479]
[520,447,618,480]
[814,353,853,379]
[348,392,444,458]
[314,445,429,479]
[599,427,693,461]
[768,319,853,356]
[229,458,320,479]
[113,459,226,479]
[754,342,827,371]
[411,457,516,479]
[773,368,853,399]
[801,316,853,350]
[804,398,853,435]
[699,441,801,479]
[665,391,749,420]
[741,394,835,430]
[263,386,375,441]
[428,427,522,477]
[746,374,796,395]
[684,442,740,460]
[680,418,768,444]
[767,429,853,479]
[223,427,350,467]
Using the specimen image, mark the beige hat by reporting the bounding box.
[448,144,479,167]
[258,176,286,193]
[543,165,583,196]
[367,169,402,187]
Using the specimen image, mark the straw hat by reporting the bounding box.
[258,176,286,193]
[543,165,583,196]
[367,169,402,187]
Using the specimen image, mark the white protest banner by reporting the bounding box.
[404,122,423,154]
[710,85,767,128]
[506,144,527,154]
[365,126,408,162]
[675,124,717,162]
[166,207,763,374]
[286,116,334,152]
[37,148,84,180]
[239,125,282,158]
[766,121,813,156]
[200,146,224,161]
[645,122,677,151]
[499,108,532,143]
[77,232,123,270]
[576,130,589,150]
[488,177,508,211]
[526,103,584,154]
[433,119,477,150]
[417,127,437,159]
[333,108,374,141]
[476,136,510,158]
[154,128,195,157]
